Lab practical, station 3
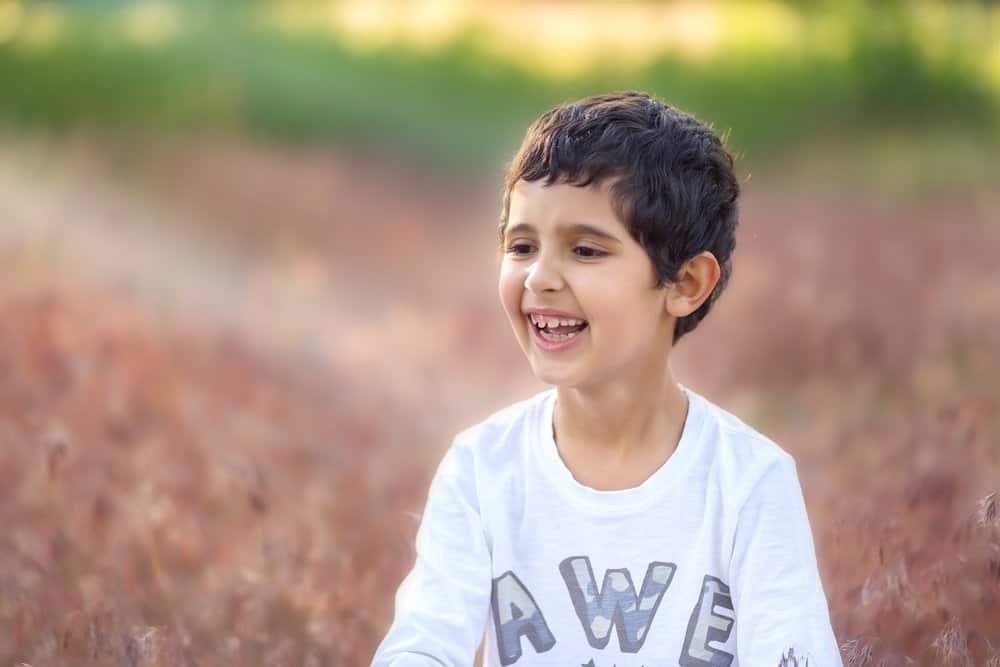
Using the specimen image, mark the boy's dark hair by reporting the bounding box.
[498,90,740,344]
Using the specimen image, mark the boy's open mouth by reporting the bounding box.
[531,318,589,342]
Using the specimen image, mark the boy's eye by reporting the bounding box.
[504,244,607,258]
[574,246,606,258]
[506,243,533,255]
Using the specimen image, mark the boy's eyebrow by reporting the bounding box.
[504,222,623,245]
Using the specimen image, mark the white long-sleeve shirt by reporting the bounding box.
[372,384,843,666]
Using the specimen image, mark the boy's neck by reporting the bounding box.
[552,371,690,476]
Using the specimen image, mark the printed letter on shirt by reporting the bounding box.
[559,556,676,652]
[679,575,735,667]
[491,571,557,665]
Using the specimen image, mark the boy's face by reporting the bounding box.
[498,178,675,389]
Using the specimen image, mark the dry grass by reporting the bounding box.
[1,138,998,665]
[0,287,415,665]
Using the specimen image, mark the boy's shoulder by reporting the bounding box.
[692,388,799,493]
[452,388,552,454]
[699,391,791,457]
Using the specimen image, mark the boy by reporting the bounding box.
[372,91,842,666]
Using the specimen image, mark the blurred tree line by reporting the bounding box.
[1,0,997,174]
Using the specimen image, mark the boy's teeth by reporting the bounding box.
[531,314,585,328]
[539,328,583,341]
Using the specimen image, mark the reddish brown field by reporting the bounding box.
[1,137,998,666]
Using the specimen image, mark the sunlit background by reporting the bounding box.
[2,1,999,665]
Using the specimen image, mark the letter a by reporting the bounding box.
[491,571,556,665]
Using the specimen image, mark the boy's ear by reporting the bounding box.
[664,251,721,318]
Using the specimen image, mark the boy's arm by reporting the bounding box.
[729,454,844,667]
[371,436,492,667]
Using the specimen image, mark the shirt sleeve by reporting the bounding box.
[729,454,843,666]
[371,436,493,667]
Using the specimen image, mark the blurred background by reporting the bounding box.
[1,0,999,664]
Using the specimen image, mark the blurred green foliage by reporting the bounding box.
[1,1,997,175]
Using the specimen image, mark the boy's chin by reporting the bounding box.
[527,363,584,387]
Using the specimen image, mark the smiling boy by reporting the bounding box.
[372,91,843,666]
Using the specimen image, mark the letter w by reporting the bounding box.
[559,556,676,652]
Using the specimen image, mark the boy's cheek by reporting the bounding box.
[497,275,525,317]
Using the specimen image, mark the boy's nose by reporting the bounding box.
[524,256,563,293]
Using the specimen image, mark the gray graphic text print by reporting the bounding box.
[491,570,557,666]
[679,575,735,666]
[560,556,676,652]
[491,561,733,664]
